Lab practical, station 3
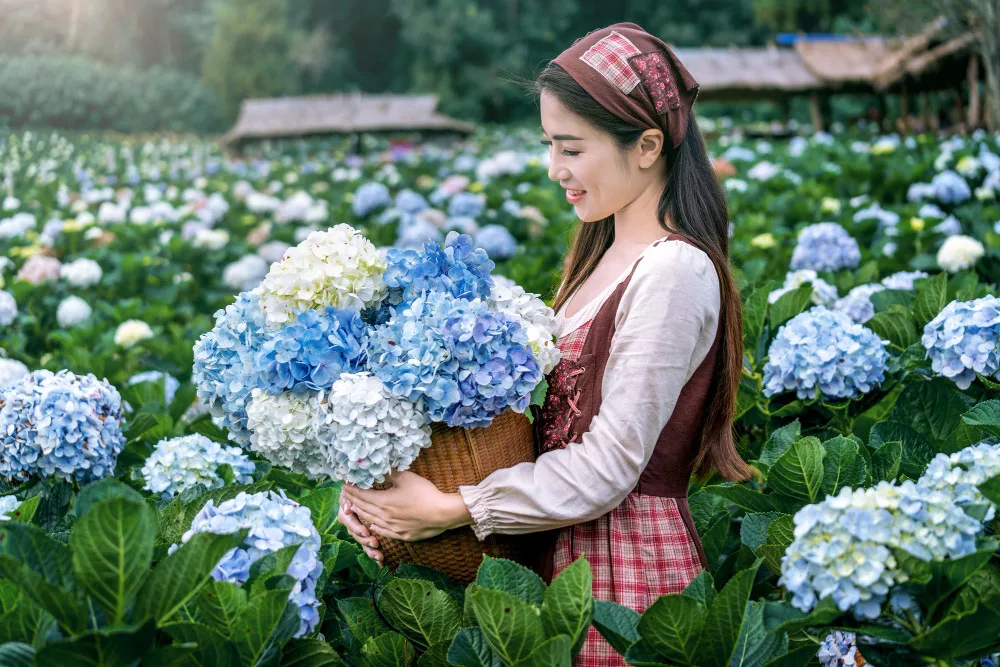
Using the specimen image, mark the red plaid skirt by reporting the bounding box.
[547,318,706,666]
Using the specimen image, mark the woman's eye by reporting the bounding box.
[561,150,580,157]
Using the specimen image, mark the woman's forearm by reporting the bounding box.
[439,492,474,531]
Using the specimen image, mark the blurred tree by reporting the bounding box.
[201,0,294,119]
[752,0,869,33]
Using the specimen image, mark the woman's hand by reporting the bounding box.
[340,470,473,543]
[338,495,384,566]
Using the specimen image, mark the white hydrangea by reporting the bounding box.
[223,255,269,292]
[60,258,103,287]
[488,282,562,374]
[192,228,229,250]
[141,434,255,499]
[0,213,37,240]
[114,319,154,348]
[937,234,985,273]
[0,358,29,388]
[316,372,432,488]
[0,495,21,520]
[246,388,322,475]
[768,269,838,307]
[257,224,387,328]
[57,296,92,328]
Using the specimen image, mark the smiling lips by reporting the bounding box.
[566,189,586,204]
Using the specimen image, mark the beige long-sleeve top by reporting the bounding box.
[457,238,721,541]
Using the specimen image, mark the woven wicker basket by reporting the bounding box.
[364,408,537,584]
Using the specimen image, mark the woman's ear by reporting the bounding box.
[637,129,665,169]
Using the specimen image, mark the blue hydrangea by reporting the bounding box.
[881,270,928,291]
[474,224,518,260]
[922,295,1000,389]
[369,290,542,428]
[447,192,486,218]
[394,188,428,214]
[918,441,1000,522]
[780,481,982,620]
[918,203,946,219]
[934,214,962,236]
[0,370,125,483]
[817,631,861,667]
[192,291,270,446]
[382,231,494,310]
[255,307,368,394]
[393,216,443,250]
[832,283,885,324]
[141,434,255,499]
[172,490,323,637]
[790,223,861,272]
[763,307,888,400]
[352,182,391,217]
[931,170,972,204]
[501,199,522,216]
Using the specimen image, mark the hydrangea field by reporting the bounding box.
[2,124,1000,666]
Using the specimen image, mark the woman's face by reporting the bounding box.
[540,90,662,223]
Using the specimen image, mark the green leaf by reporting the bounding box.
[979,475,1000,507]
[198,580,249,637]
[689,491,730,568]
[540,557,593,657]
[768,285,812,329]
[70,497,156,624]
[753,516,794,574]
[869,421,935,479]
[378,577,462,649]
[637,594,705,664]
[920,543,998,620]
[870,289,914,313]
[34,619,156,667]
[871,440,902,483]
[962,400,1000,436]
[730,600,787,667]
[395,563,465,607]
[866,308,918,349]
[696,559,762,667]
[163,621,239,667]
[591,600,640,657]
[0,597,53,644]
[447,627,503,667]
[770,597,842,635]
[624,636,673,666]
[757,421,802,472]
[232,588,301,667]
[299,487,340,537]
[511,634,572,667]
[476,556,546,606]
[361,631,414,667]
[702,484,801,514]
[742,285,770,362]
[529,377,549,408]
[134,529,247,624]
[470,587,545,665]
[337,597,391,653]
[765,437,825,503]
[0,642,34,667]
[71,477,144,518]
[125,411,160,441]
[682,571,716,610]
[820,435,867,496]
[892,377,975,443]
[281,638,349,666]
[416,641,452,667]
[0,523,87,634]
[763,645,822,667]
[740,513,785,552]
[908,598,1000,660]
[248,543,302,598]
[913,271,947,328]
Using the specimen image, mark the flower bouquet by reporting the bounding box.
[193,224,560,581]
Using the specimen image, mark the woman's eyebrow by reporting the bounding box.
[540,127,584,141]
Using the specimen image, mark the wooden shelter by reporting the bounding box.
[224,93,476,147]
[672,46,822,100]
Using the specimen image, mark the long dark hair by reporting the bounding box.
[536,63,752,483]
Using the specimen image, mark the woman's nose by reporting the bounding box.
[548,160,566,182]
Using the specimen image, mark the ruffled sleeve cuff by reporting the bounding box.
[458,483,497,542]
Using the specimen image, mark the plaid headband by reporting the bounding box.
[552,22,699,149]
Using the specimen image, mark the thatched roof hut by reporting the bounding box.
[224,93,476,146]
[793,38,895,89]
[673,46,822,100]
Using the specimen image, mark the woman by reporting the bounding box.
[339,22,754,664]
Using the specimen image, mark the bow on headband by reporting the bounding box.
[553,22,699,149]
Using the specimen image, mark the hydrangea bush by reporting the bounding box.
[141,434,255,498]
[922,295,1000,389]
[790,223,861,272]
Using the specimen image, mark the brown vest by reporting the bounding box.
[535,233,718,582]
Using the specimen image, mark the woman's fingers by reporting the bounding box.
[363,546,384,566]
[337,506,379,549]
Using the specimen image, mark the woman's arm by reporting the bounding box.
[459,240,721,540]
